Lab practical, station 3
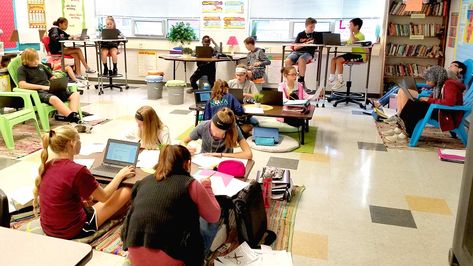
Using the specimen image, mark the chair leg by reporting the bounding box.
[454,127,468,146]
[0,121,15,150]
[33,118,42,138]
[409,119,429,147]
[37,109,51,132]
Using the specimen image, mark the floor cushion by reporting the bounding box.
[247,135,299,153]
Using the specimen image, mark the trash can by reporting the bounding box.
[165,80,187,105]
[145,75,164,100]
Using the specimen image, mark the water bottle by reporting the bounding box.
[203,82,210,90]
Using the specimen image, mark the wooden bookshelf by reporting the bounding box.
[382,0,450,94]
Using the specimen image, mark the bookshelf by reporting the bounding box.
[382,0,450,94]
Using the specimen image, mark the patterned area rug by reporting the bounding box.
[0,118,110,159]
[375,121,465,151]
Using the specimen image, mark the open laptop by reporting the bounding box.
[260,90,283,106]
[314,31,331,44]
[195,46,214,58]
[229,88,244,103]
[79,29,88,40]
[101,29,119,40]
[48,77,68,93]
[322,33,341,45]
[399,76,419,101]
[194,90,211,108]
[91,139,140,178]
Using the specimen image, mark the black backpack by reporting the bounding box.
[233,180,276,248]
[0,188,11,228]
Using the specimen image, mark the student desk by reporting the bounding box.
[158,55,246,80]
[280,43,325,87]
[58,40,96,73]
[77,151,255,186]
[0,227,92,266]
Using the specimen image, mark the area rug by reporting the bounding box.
[375,121,465,151]
[0,118,110,159]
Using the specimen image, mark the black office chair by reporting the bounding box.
[327,60,367,109]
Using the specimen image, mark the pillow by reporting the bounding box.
[247,135,299,153]
[257,118,299,133]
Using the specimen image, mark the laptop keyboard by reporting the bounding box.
[92,164,122,174]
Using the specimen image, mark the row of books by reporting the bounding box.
[389,0,447,16]
[386,43,439,58]
[388,23,442,37]
[384,64,432,77]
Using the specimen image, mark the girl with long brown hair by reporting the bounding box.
[125,106,170,149]
[122,145,220,266]
[203,79,243,120]
[34,125,133,239]
[181,107,252,159]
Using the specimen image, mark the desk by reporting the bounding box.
[0,227,92,266]
[77,152,255,186]
[280,43,325,88]
[59,40,96,73]
[159,55,246,80]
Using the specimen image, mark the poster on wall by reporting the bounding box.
[455,0,473,62]
[28,0,46,29]
[223,17,245,29]
[62,0,85,35]
[202,1,223,13]
[224,1,244,13]
[203,16,222,29]
[0,0,17,49]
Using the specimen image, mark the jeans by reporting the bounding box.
[199,217,218,256]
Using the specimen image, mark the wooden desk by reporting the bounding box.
[78,152,255,186]
[0,227,92,266]
[159,54,246,80]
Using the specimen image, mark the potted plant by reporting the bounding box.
[167,22,197,51]
[253,93,264,108]
[182,47,193,58]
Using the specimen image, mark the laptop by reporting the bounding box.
[79,29,88,40]
[195,46,214,58]
[322,33,341,45]
[48,77,68,93]
[314,31,331,44]
[229,88,244,103]
[260,90,283,106]
[194,90,211,108]
[399,76,419,101]
[101,29,119,40]
[91,139,140,178]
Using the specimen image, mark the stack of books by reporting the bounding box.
[384,63,431,77]
[389,0,447,16]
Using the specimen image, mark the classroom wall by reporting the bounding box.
[444,0,461,66]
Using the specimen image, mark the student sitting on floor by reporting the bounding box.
[383,66,466,142]
[125,106,170,149]
[203,79,243,120]
[244,37,271,80]
[181,108,253,160]
[328,18,365,91]
[100,16,125,76]
[122,145,220,266]
[279,66,316,102]
[188,35,220,93]
[17,48,82,123]
[227,65,259,102]
[34,125,133,239]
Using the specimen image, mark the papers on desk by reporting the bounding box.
[8,186,34,212]
[193,169,248,197]
[74,159,95,169]
[284,99,309,106]
[192,154,248,170]
[82,115,102,122]
[79,143,105,155]
[244,107,264,114]
[214,242,293,266]
[136,150,160,169]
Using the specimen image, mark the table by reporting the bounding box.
[159,55,246,80]
[189,104,315,145]
[59,40,96,73]
[280,43,325,87]
[0,227,92,266]
[78,151,255,186]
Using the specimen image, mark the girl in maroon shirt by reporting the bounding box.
[33,125,134,239]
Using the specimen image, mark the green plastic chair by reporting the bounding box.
[0,91,41,150]
[7,56,82,132]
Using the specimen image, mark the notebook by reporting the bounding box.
[260,90,283,106]
[195,46,214,58]
[194,90,211,108]
[48,77,68,93]
[101,29,119,40]
[229,88,244,103]
[91,139,140,178]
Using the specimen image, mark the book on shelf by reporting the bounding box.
[384,63,430,78]
[389,0,446,16]
[386,43,442,58]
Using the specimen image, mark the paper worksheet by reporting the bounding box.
[193,169,248,197]
[216,242,258,265]
[136,150,160,169]
[79,143,105,155]
[244,107,264,114]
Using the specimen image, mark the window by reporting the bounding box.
[292,21,332,38]
[134,20,165,37]
[250,20,292,42]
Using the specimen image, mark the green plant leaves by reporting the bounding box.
[167,22,197,45]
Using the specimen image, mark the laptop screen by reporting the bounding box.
[195,91,211,104]
[105,141,139,164]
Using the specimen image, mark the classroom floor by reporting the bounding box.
[0,84,464,266]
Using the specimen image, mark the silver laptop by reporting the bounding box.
[79,29,88,40]
[399,76,419,101]
[91,139,140,178]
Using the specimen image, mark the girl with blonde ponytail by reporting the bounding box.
[35,125,133,239]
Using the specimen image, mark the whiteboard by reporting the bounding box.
[95,0,200,18]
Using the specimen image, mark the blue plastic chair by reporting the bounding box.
[409,82,473,147]
[462,59,473,88]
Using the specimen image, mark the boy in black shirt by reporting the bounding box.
[285,17,317,88]
[187,35,220,93]
[17,48,81,123]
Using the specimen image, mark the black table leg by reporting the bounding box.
[173,61,176,80]
[301,120,305,145]
[195,110,200,126]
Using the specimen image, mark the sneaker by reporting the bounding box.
[85,68,96,74]
[331,80,344,91]
[385,132,407,142]
[382,127,402,136]
[384,115,400,125]
[76,81,86,88]
[76,75,86,80]
[186,88,196,94]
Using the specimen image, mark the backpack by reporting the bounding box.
[217,160,245,178]
[233,180,276,248]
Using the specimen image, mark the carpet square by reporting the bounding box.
[299,152,330,163]
[267,157,299,170]
[0,158,18,169]
[369,205,417,228]
[170,109,192,115]
[358,142,388,152]
[405,195,452,215]
[292,231,328,260]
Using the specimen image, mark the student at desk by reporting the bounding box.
[328,18,365,91]
[48,17,95,78]
[181,108,253,160]
[188,35,219,94]
[100,16,125,76]
[279,66,316,101]
[228,65,259,101]
[122,145,220,266]
[125,106,171,149]
[203,79,243,120]
[33,125,133,239]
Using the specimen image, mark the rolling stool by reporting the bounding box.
[95,52,129,94]
[327,61,366,109]
[253,77,265,91]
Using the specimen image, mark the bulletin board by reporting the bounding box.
[62,0,85,35]
[455,0,473,62]
[0,0,17,50]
